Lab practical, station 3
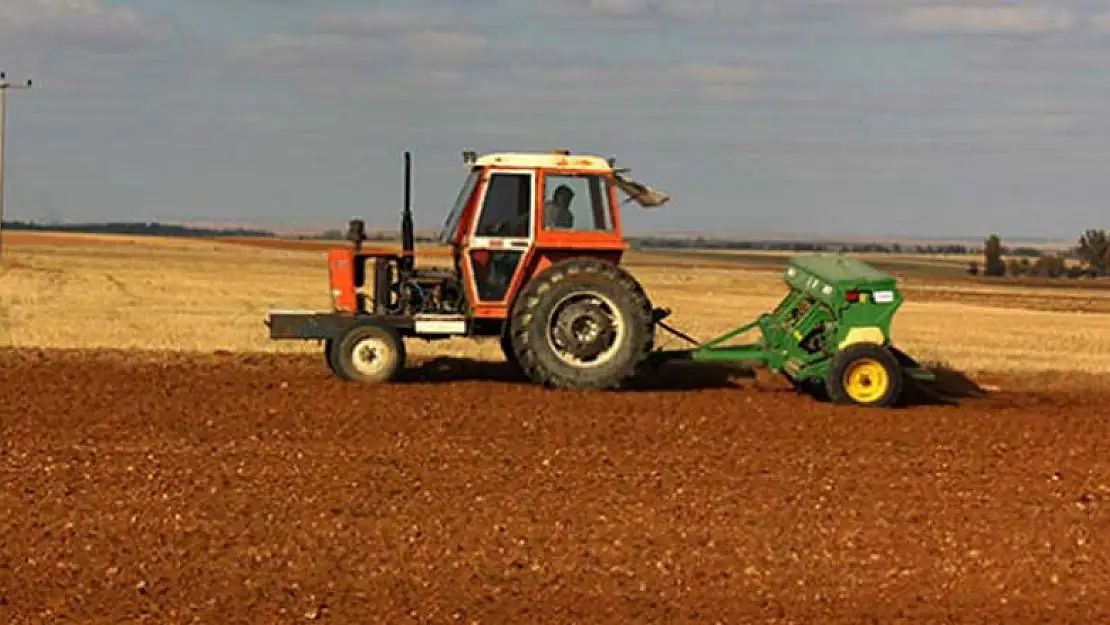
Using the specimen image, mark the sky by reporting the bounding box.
[1,0,1109,239]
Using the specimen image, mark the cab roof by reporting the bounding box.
[462,149,671,208]
[471,151,612,172]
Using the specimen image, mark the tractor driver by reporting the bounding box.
[544,184,575,229]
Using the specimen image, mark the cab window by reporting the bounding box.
[541,173,613,231]
[474,172,532,238]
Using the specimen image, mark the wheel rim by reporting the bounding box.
[350,335,393,378]
[545,291,626,368]
[842,357,889,403]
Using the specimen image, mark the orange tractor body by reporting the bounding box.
[267,149,671,389]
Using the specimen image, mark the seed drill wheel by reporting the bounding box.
[509,258,653,390]
[328,323,406,384]
[826,343,903,407]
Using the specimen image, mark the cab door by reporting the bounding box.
[462,169,535,312]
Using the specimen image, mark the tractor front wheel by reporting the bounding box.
[329,323,406,384]
[826,343,903,407]
[508,258,653,390]
[324,338,340,376]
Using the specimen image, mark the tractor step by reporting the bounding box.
[412,314,467,335]
[266,309,469,341]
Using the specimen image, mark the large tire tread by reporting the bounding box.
[508,258,653,390]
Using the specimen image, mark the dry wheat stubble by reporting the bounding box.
[2,232,1109,374]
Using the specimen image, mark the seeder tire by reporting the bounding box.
[329,323,406,385]
[826,343,903,408]
[509,258,653,390]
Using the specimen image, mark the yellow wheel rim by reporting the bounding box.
[842,358,890,404]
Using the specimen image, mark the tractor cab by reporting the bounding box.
[436,149,669,319]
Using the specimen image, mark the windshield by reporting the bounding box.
[438,168,480,244]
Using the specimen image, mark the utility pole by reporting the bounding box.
[0,71,33,258]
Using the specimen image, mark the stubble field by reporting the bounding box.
[2,231,1110,623]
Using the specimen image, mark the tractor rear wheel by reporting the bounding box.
[329,323,406,384]
[500,323,522,372]
[826,343,902,407]
[508,258,653,390]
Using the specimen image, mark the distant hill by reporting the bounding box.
[2,220,276,238]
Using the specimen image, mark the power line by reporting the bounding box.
[0,71,33,258]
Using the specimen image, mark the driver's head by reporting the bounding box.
[552,184,574,208]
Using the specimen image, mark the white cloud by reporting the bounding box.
[552,0,725,22]
[405,31,487,58]
[231,7,488,73]
[571,0,649,17]
[315,7,461,37]
[682,63,761,101]
[880,6,1076,35]
[1093,11,1110,34]
[463,61,761,107]
[0,0,163,50]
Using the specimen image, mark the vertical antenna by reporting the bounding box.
[0,71,33,258]
[401,151,415,273]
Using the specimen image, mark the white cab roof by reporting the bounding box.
[473,152,612,172]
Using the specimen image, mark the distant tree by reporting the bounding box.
[967,261,979,276]
[1032,254,1067,278]
[983,234,1006,277]
[1077,229,1110,276]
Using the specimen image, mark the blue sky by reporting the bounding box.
[1,0,1109,239]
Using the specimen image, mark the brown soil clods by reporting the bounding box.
[1,348,1108,623]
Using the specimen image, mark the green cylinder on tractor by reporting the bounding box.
[651,253,935,407]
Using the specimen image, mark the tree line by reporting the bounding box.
[2,220,274,238]
[628,236,984,255]
[970,229,1110,279]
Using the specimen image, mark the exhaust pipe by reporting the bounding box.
[401,150,415,275]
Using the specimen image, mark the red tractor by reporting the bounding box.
[265,149,671,390]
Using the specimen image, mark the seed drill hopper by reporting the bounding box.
[650,253,935,407]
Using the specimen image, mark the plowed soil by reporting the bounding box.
[2,348,1109,623]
